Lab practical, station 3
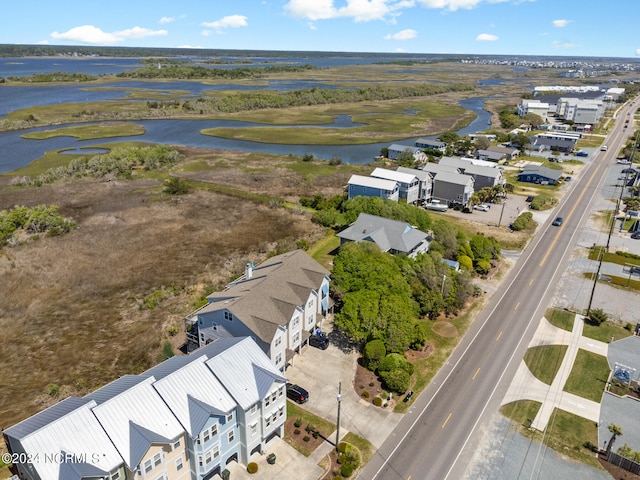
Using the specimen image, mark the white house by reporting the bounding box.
[396,166,433,203]
[370,167,420,204]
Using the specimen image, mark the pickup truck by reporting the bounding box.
[424,200,448,212]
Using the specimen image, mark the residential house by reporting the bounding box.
[89,376,189,480]
[415,138,447,153]
[204,337,288,464]
[556,98,604,125]
[347,174,399,201]
[3,337,287,480]
[431,172,475,207]
[387,144,428,163]
[419,162,459,179]
[2,397,125,480]
[370,167,420,204]
[517,165,563,185]
[336,213,430,258]
[476,149,507,162]
[517,99,551,122]
[530,132,577,153]
[484,146,519,161]
[185,250,331,371]
[396,166,433,203]
[437,157,504,190]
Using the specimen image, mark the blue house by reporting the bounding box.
[347,174,399,201]
[517,165,563,185]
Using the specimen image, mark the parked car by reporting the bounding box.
[526,195,535,203]
[424,200,448,212]
[621,168,637,174]
[552,217,563,226]
[286,384,309,404]
[630,266,640,275]
[308,333,329,350]
[631,231,640,240]
[473,204,490,212]
[576,151,589,157]
[403,390,414,403]
[564,176,572,182]
[617,158,632,164]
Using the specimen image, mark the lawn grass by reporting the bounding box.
[587,247,640,267]
[21,123,145,140]
[545,308,574,332]
[523,345,568,385]
[308,232,340,270]
[544,409,601,468]
[582,320,633,343]
[500,399,542,427]
[582,272,640,292]
[563,349,610,403]
[285,401,336,456]
[343,432,375,466]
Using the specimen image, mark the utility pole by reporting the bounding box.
[336,382,342,450]
[498,200,507,227]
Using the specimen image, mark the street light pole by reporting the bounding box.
[441,274,447,297]
[498,200,507,227]
[336,382,342,450]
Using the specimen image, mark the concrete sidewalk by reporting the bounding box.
[501,314,607,431]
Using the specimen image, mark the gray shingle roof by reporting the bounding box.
[433,172,474,186]
[336,213,429,254]
[200,250,329,344]
[519,165,563,180]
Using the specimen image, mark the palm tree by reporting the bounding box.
[605,423,623,457]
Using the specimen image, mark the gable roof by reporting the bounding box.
[415,138,446,147]
[419,163,459,177]
[5,399,123,480]
[463,164,502,179]
[371,167,417,184]
[205,337,287,410]
[200,250,329,344]
[91,376,183,470]
[152,356,236,439]
[518,165,563,181]
[433,172,475,186]
[396,166,432,182]
[348,174,398,191]
[388,143,421,154]
[336,213,429,254]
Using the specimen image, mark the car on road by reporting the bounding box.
[601,145,608,151]
[617,159,632,164]
[403,391,414,402]
[631,231,640,240]
[630,266,640,275]
[552,217,563,226]
[308,333,329,350]
[576,151,589,157]
[526,195,535,202]
[473,204,490,212]
[286,384,309,404]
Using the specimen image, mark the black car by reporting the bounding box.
[621,168,637,174]
[552,217,563,226]
[630,266,640,275]
[631,231,640,240]
[526,195,535,202]
[286,384,309,404]
[309,333,329,350]
[403,390,414,403]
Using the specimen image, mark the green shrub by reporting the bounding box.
[530,195,547,210]
[163,177,191,195]
[361,391,370,398]
[369,382,375,387]
[294,428,300,435]
[363,339,386,371]
[379,369,410,394]
[303,436,310,442]
[625,323,634,332]
[294,417,302,428]
[247,462,258,474]
[378,353,414,375]
[474,259,492,275]
[457,254,473,271]
[46,383,60,397]
[511,212,536,231]
[587,308,608,326]
[340,465,354,477]
[337,442,348,454]
[373,397,383,407]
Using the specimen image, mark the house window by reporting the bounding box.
[227,412,233,422]
[172,439,181,450]
[198,456,203,467]
[292,316,299,327]
[265,395,271,407]
[250,422,258,437]
[205,451,212,465]
[279,406,284,417]
[279,386,284,397]
[275,337,281,347]
[175,458,183,471]
[308,299,314,308]
[250,403,258,415]
[111,471,121,480]
[212,323,217,331]
[213,445,220,459]
[293,332,300,343]
[266,417,271,427]
[275,353,282,364]
[153,452,162,468]
[144,459,153,474]
[271,392,276,402]
[224,311,233,321]
[228,430,235,443]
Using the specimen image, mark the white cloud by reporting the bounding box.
[37,40,49,45]
[417,0,483,11]
[202,15,248,29]
[201,29,212,36]
[385,29,418,40]
[636,49,640,56]
[552,19,571,27]
[159,16,175,24]
[283,0,411,22]
[551,40,577,49]
[307,22,317,30]
[476,33,498,41]
[177,45,204,49]
[50,25,167,44]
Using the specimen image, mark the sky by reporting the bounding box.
[2,0,639,58]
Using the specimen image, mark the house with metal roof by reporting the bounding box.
[517,165,563,185]
[387,144,428,163]
[396,166,433,203]
[530,132,578,153]
[336,213,430,258]
[204,337,288,464]
[347,174,399,201]
[431,172,475,207]
[185,250,331,371]
[415,138,447,152]
[3,337,285,480]
[370,167,420,204]
[3,397,125,480]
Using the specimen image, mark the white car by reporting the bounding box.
[617,159,632,165]
[473,204,490,212]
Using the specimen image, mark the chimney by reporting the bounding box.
[245,262,253,280]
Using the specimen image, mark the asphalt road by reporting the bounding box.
[358,103,637,480]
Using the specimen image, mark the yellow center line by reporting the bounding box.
[515,302,520,310]
[442,413,452,429]
[539,162,603,267]
[496,331,503,341]
[472,367,480,380]
[529,279,534,286]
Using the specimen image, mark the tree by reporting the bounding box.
[474,135,491,150]
[510,133,531,150]
[524,113,544,128]
[363,339,386,371]
[588,308,608,326]
[606,424,623,457]
[163,177,190,195]
[396,149,416,167]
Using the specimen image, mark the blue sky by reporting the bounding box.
[2,0,639,58]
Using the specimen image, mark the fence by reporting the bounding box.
[607,451,640,475]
